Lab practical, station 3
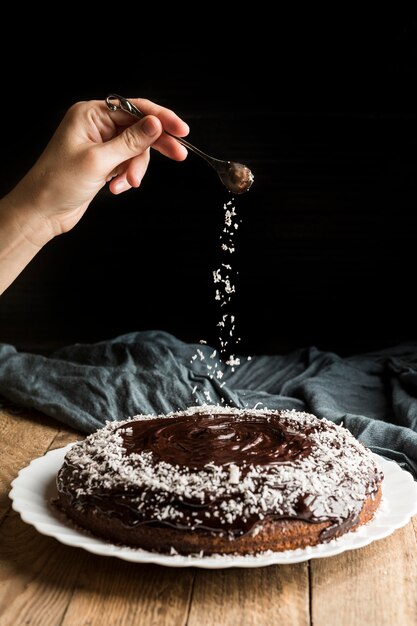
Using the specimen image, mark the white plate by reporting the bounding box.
[9,445,417,569]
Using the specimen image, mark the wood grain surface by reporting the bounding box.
[0,408,416,626]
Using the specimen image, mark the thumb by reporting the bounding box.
[101,115,163,170]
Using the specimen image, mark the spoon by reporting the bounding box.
[105,95,254,194]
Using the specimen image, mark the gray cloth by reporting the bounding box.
[1,330,417,477]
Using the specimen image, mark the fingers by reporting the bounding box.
[99,115,163,172]
[127,98,189,137]
[101,98,189,161]
[109,151,151,194]
[109,174,131,195]
[73,99,190,195]
[127,98,189,161]
[152,135,188,161]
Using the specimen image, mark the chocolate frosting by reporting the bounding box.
[120,414,313,469]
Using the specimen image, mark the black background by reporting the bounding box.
[1,14,416,356]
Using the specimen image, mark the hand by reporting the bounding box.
[0,97,189,295]
[9,98,189,239]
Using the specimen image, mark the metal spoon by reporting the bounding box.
[105,95,254,194]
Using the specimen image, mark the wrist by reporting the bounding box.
[0,187,56,295]
[3,176,56,248]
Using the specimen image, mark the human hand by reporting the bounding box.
[9,98,189,239]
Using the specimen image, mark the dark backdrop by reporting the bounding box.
[1,15,416,356]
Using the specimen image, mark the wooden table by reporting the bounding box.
[1,408,417,626]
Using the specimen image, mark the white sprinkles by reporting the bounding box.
[190,199,247,404]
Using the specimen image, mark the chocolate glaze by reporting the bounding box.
[120,414,314,470]
[57,410,383,540]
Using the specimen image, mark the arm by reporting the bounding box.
[0,98,189,295]
[0,191,53,294]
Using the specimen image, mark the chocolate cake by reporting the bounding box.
[55,406,383,555]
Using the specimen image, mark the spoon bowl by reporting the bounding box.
[214,160,254,194]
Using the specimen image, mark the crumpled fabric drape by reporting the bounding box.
[1,330,416,477]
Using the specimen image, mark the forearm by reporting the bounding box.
[0,189,54,295]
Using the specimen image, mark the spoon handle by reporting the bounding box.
[105,94,220,166]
